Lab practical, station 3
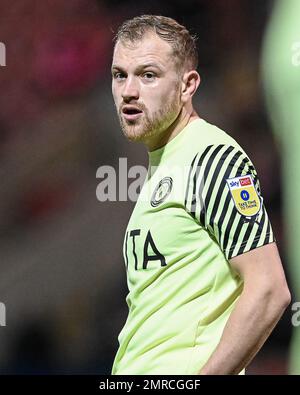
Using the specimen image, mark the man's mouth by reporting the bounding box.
[121,106,143,121]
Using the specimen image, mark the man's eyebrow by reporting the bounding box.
[111,63,164,73]
[136,63,164,71]
[111,65,125,72]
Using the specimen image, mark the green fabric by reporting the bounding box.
[262,0,300,374]
[112,119,274,374]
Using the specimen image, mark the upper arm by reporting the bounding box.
[184,143,290,303]
[229,242,291,309]
[229,242,286,286]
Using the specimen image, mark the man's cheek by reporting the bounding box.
[113,96,120,110]
[112,86,119,103]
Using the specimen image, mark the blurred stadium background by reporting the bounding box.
[0,0,296,374]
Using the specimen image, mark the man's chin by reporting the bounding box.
[122,126,150,142]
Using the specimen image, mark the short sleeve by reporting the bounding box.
[184,144,275,260]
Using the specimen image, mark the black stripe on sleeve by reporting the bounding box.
[235,220,256,258]
[204,145,235,218]
[264,220,271,245]
[202,145,224,182]
[222,209,237,253]
[189,145,213,218]
[249,208,266,251]
[207,149,243,229]
[194,144,224,225]
[184,153,198,207]
[227,216,246,258]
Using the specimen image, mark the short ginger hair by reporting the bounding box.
[114,15,198,72]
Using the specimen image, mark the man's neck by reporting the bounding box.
[146,108,200,152]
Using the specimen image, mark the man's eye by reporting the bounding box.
[114,72,126,80]
[143,72,156,80]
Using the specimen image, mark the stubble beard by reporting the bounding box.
[117,92,181,143]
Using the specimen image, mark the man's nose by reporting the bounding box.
[122,76,139,102]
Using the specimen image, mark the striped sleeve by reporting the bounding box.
[184,144,275,260]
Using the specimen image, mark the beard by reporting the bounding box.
[117,91,181,143]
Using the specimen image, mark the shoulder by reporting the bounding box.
[187,118,245,153]
[186,119,253,170]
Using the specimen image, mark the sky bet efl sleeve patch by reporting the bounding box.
[226,175,262,218]
[184,144,275,260]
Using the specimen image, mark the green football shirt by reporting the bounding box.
[111,118,275,375]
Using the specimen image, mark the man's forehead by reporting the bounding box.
[112,33,173,66]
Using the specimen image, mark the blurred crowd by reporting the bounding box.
[0,0,292,374]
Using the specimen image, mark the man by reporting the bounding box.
[110,15,291,375]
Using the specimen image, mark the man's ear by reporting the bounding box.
[181,70,201,103]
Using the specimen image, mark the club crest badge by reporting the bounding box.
[151,177,173,207]
[226,175,261,218]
